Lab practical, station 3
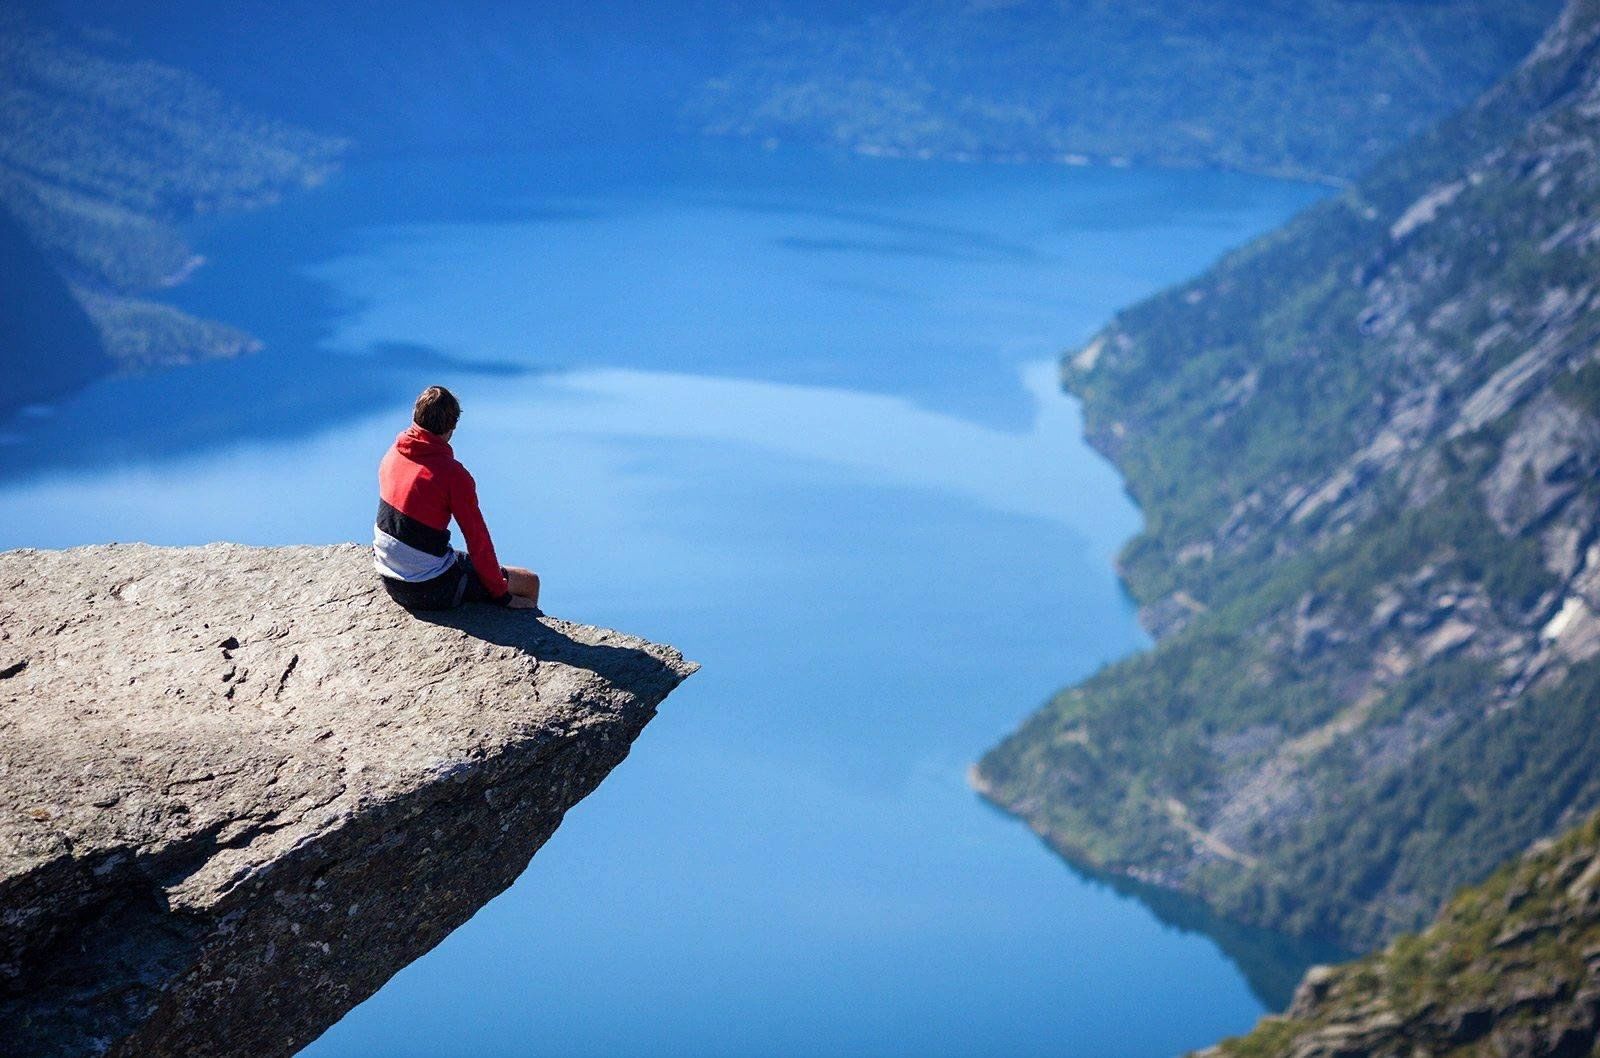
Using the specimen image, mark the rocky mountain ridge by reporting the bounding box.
[0,543,695,1057]
[978,0,1600,951]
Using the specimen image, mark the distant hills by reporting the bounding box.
[690,0,1561,182]
[37,0,741,155]
[34,1,1560,181]
[977,0,1600,952]
[2,1,1565,419]
[0,12,341,417]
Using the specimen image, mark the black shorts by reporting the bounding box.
[381,551,503,611]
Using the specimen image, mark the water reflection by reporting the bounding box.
[1046,845,1351,1010]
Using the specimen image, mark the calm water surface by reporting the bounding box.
[0,145,1329,1057]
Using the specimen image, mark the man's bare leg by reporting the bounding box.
[504,566,541,611]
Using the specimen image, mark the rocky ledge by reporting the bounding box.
[0,543,696,1057]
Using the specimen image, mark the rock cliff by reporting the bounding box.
[0,543,696,1057]
[1200,811,1600,1057]
[978,0,1600,951]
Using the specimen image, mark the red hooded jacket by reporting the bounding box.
[373,424,510,601]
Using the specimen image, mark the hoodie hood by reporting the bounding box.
[394,423,452,460]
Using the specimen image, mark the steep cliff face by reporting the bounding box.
[0,543,695,1057]
[978,0,1600,950]
[1201,812,1600,1058]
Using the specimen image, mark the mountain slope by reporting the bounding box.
[691,0,1560,182]
[977,0,1600,951]
[39,1,1558,183]
[0,12,342,418]
[1201,810,1600,1058]
[0,202,110,410]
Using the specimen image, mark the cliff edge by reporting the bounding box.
[0,543,696,1057]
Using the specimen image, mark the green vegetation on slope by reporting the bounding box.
[0,13,344,413]
[978,0,1600,951]
[691,0,1560,182]
[1203,810,1600,1057]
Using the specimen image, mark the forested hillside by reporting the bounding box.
[4,0,1560,420]
[691,0,1560,181]
[1202,810,1600,1057]
[0,12,342,416]
[977,0,1600,951]
[37,1,1557,183]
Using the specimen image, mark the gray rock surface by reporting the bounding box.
[1480,391,1600,537]
[0,543,696,1057]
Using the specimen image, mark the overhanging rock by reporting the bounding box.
[0,543,696,1057]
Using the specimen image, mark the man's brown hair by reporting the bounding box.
[413,385,461,436]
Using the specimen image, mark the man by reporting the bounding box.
[373,385,541,611]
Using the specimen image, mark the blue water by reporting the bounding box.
[0,144,1327,1057]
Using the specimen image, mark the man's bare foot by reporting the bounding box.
[508,596,542,613]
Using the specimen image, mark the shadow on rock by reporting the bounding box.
[409,604,694,693]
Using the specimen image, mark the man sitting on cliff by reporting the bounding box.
[373,385,542,612]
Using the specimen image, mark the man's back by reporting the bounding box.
[376,423,466,569]
[373,387,512,608]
